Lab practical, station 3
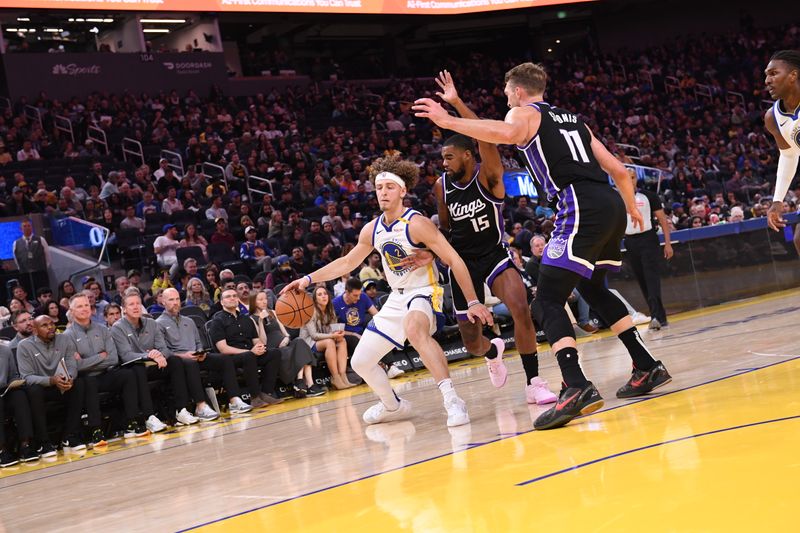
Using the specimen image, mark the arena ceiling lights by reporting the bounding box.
[7,0,592,15]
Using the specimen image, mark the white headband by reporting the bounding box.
[375,171,406,188]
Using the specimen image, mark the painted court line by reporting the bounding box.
[516,414,800,486]
[178,355,800,532]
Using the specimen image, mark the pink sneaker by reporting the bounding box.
[485,338,507,388]
[526,376,557,405]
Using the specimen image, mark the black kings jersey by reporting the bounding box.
[516,102,608,199]
[443,164,505,259]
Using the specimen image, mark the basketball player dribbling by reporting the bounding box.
[763,50,800,232]
[414,62,672,430]
[281,156,493,427]
[419,70,557,404]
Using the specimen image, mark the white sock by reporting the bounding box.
[351,331,399,410]
[437,378,458,403]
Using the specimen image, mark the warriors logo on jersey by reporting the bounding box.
[792,123,800,150]
[381,241,411,275]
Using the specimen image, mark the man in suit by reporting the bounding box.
[12,219,50,295]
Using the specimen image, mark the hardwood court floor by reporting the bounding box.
[1,289,798,532]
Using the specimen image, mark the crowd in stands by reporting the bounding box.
[0,21,799,465]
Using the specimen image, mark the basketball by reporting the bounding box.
[275,289,315,329]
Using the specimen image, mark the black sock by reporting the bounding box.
[618,327,657,371]
[556,347,588,387]
[483,342,498,360]
[520,352,539,382]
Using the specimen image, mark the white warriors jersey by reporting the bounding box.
[371,208,440,292]
[772,100,800,155]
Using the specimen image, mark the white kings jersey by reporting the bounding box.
[772,100,800,155]
[371,208,440,292]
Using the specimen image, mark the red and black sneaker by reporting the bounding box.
[533,381,604,430]
[616,361,672,399]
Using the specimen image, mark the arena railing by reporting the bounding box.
[54,115,74,145]
[664,76,680,93]
[122,137,144,166]
[726,91,745,109]
[24,105,42,132]
[160,149,185,177]
[695,84,713,102]
[247,174,274,203]
[87,125,109,155]
[201,162,226,190]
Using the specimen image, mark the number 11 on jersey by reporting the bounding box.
[559,129,590,163]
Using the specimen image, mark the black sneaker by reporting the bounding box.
[292,379,308,399]
[61,435,87,453]
[616,361,672,398]
[533,381,604,430]
[0,449,19,467]
[124,421,149,439]
[19,444,39,463]
[535,330,548,344]
[107,429,125,443]
[38,442,57,458]
[88,428,107,449]
[306,384,327,397]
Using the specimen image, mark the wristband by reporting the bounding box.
[303,275,312,285]
[467,299,481,308]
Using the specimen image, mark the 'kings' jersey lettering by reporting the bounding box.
[443,164,505,258]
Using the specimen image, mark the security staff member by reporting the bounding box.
[624,170,673,330]
[12,219,50,296]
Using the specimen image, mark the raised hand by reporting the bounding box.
[435,70,459,105]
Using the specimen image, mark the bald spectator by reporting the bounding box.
[17,316,86,453]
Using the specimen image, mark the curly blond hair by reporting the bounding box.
[368,155,419,190]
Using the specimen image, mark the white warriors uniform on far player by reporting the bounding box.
[366,207,445,350]
[771,100,800,155]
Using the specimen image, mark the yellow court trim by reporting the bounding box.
[195,357,800,532]
[2,288,797,480]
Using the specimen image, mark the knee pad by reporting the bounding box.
[576,277,628,326]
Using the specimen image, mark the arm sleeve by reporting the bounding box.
[774,149,800,202]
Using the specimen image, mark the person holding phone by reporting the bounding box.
[157,288,252,418]
[16,315,87,453]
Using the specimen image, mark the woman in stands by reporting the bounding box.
[58,281,77,309]
[179,223,208,261]
[42,301,68,331]
[249,291,325,398]
[183,277,212,315]
[299,286,355,390]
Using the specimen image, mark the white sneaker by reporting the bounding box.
[229,397,253,414]
[362,398,412,425]
[195,404,219,422]
[387,365,405,379]
[444,396,470,427]
[145,414,167,433]
[175,408,199,426]
[631,312,651,325]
